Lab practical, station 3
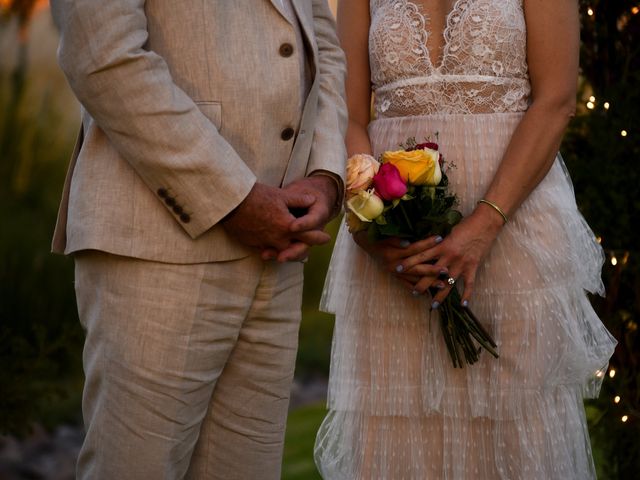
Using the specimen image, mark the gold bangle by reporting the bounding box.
[477,199,508,224]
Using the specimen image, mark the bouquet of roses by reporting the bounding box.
[345,138,499,368]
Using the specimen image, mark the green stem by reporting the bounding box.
[463,304,498,349]
[439,307,460,368]
[452,308,500,359]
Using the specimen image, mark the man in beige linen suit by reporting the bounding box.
[50,0,346,478]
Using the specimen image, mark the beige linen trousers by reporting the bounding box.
[49,0,346,478]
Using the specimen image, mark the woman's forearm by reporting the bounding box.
[475,0,581,224]
[477,96,576,222]
[345,119,374,158]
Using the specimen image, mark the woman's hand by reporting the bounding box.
[396,206,504,307]
[353,233,449,294]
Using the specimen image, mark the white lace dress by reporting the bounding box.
[314,1,617,479]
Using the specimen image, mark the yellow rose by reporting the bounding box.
[346,189,384,222]
[382,148,442,186]
[346,154,380,193]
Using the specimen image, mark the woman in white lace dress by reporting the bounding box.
[314,1,617,479]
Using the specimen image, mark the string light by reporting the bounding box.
[596,237,634,269]
[587,7,594,16]
[632,7,639,15]
[586,44,637,427]
[622,251,630,265]
[598,238,635,428]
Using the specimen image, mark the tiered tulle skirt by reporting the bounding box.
[314,113,617,479]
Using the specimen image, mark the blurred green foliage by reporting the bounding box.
[282,403,326,480]
[298,218,339,379]
[0,16,84,433]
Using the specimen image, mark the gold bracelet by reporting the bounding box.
[477,199,508,224]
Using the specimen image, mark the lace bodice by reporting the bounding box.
[369,0,530,117]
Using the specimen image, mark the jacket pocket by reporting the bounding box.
[195,101,222,131]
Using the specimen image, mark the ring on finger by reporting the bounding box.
[446,276,456,286]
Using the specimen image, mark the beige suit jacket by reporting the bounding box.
[51,0,347,263]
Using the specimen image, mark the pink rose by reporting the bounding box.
[372,163,407,200]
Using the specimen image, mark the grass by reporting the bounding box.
[282,403,327,480]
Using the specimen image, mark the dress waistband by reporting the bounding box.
[374,75,530,93]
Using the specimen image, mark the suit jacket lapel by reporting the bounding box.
[271,0,314,48]
[269,0,317,80]
[269,0,292,24]
[290,1,315,52]
[290,1,317,79]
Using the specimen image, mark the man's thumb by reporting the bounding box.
[284,191,315,208]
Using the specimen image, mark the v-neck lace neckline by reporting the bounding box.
[401,0,469,73]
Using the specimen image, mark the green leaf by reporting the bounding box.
[445,209,463,226]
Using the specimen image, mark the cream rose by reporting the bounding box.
[346,189,384,222]
[346,154,380,193]
[382,148,442,186]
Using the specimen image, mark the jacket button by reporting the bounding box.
[279,43,294,57]
[164,196,176,207]
[179,213,191,223]
[172,205,183,215]
[281,127,295,141]
[157,188,168,198]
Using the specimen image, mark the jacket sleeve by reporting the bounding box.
[51,0,256,239]
[306,0,348,190]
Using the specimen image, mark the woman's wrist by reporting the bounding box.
[477,199,508,225]
[473,200,507,234]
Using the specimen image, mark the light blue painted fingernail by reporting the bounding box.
[435,235,443,244]
[400,240,410,248]
[395,265,404,273]
[431,301,440,310]
[412,290,420,297]
[462,300,469,307]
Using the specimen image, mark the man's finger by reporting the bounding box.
[261,247,279,261]
[283,189,316,209]
[295,229,331,246]
[276,242,311,263]
[289,205,328,232]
